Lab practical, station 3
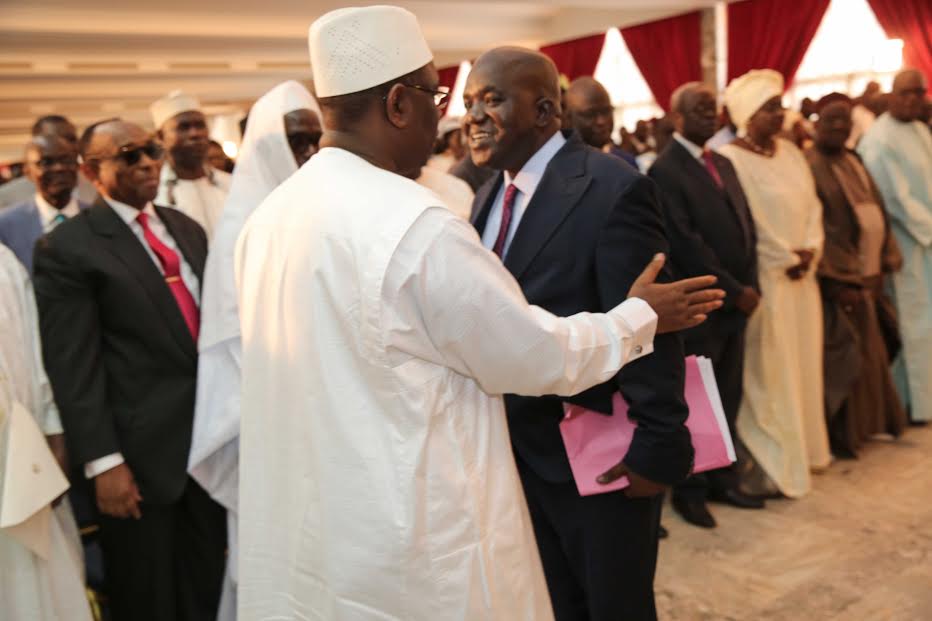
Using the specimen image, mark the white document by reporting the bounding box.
[0,400,70,558]
[696,356,737,462]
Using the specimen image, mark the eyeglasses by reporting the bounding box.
[29,155,79,170]
[386,84,451,110]
[87,141,164,166]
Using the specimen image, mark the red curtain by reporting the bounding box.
[727,0,831,88]
[540,33,606,81]
[438,65,460,92]
[621,11,703,111]
[867,0,932,84]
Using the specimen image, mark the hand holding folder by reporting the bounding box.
[560,356,736,497]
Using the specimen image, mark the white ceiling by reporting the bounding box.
[0,0,719,162]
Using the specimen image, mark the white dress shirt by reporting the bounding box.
[34,193,80,232]
[84,197,201,479]
[672,131,705,160]
[480,131,566,257]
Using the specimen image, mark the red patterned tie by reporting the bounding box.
[136,212,200,341]
[702,149,724,190]
[492,184,519,258]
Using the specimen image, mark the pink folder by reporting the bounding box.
[559,355,736,496]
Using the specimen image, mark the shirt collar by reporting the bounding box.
[34,193,80,226]
[673,132,705,160]
[161,161,216,185]
[102,195,156,225]
[503,130,567,198]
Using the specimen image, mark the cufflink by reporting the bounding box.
[634,345,643,355]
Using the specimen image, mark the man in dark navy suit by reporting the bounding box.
[649,82,764,528]
[465,47,723,621]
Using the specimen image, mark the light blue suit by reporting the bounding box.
[0,199,89,273]
[859,113,932,422]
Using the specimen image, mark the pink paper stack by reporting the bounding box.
[560,355,736,496]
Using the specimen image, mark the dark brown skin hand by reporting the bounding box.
[786,249,815,279]
[596,461,668,498]
[734,286,761,315]
[46,434,68,506]
[95,462,143,519]
[628,254,726,333]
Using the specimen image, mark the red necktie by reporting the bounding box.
[136,212,200,341]
[702,149,724,190]
[492,184,519,258]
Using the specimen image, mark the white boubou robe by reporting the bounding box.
[156,162,232,240]
[858,112,932,422]
[0,245,92,621]
[234,147,656,621]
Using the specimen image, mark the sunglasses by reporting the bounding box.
[87,141,164,166]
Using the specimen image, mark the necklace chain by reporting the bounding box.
[744,134,776,157]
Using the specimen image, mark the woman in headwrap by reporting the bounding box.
[718,69,830,498]
[187,80,321,619]
[805,93,907,458]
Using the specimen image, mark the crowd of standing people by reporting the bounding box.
[1,5,930,621]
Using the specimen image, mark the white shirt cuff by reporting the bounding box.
[612,297,657,361]
[85,453,125,479]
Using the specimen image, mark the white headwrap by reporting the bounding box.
[724,69,784,136]
[308,5,433,98]
[199,80,317,351]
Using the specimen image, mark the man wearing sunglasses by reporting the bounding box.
[0,134,89,273]
[151,91,232,241]
[32,118,227,621]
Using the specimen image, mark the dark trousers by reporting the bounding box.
[674,328,746,501]
[98,477,227,621]
[517,456,663,621]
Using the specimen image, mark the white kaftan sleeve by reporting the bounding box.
[383,207,656,397]
[859,139,932,247]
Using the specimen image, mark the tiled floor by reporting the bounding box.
[655,425,932,621]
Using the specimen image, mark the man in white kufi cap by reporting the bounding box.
[235,6,713,620]
[150,90,231,240]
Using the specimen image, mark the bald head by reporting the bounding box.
[669,82,717,146]
[463,46,562,174]
[565,76,614,148]
[24,134,79,208]
[79,119,163,209]
[890,69,928,122]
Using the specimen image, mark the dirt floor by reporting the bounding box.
[655,424,932,621]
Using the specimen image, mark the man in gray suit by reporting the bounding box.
[0,134,89,272]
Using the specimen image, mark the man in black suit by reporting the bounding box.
[465,47,721,621]
[33,119,226,621]
[649,82,764,528]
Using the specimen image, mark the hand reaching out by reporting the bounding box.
[628,254,725,333]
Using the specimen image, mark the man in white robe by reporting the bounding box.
[235,6,723,620]
[858,68,932,423]
[0,244,92,621]
[189,80,320,620]
[151,90,232,239]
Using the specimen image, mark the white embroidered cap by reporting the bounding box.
[308,5,433,98]
[150,90,202,129]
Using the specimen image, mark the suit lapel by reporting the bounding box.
[156,206,205,283]
[673,140,722,195]
[504,137,591,281]
[87,198,197,360]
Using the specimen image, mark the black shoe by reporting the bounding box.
[707,488,766,509]
[658,524,669,539]
[671,496,716,528]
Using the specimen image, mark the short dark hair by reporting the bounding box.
[78,117,122,160]
[31,114,73,136]
[316,66,427,129]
